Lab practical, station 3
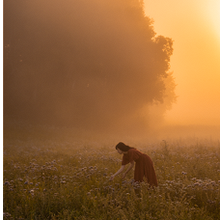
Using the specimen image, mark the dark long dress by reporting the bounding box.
[122,148,158,186]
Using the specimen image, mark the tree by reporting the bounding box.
[4,0,176,133]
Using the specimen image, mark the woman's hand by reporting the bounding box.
[109,175,115,181]
[109,165,125,181]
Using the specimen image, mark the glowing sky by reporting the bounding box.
[144,0,220,125]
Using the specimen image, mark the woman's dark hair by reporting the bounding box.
[115,142,134,152]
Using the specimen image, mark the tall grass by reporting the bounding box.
[3,126,220,219]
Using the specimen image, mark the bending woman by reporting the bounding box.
[110,142,158,187]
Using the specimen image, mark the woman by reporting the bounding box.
[110,142,158,187]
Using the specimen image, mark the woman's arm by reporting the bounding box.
[122,161,134,179]
[110,165,125,180]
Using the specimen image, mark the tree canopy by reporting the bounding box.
[4,0,176,133]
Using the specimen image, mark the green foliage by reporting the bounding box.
[3,135,220,219]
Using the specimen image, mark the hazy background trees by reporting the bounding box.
[4,0,176,135]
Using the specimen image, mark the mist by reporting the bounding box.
[4,0,176,135]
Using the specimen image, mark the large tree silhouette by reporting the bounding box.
[4,0,176,132]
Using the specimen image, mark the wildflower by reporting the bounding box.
[194,182,200,187]
[207,200,216,204]
[3,213,12,218]
[4,181,10,185]
[24,181,28,185]
[29,190,34,196]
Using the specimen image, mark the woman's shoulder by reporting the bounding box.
[128,148,143,154]
[127,148,143,160]
[128,148,138,153]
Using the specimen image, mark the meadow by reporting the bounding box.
[3,124,220,219]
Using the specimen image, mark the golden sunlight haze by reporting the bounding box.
[144,0,220,126]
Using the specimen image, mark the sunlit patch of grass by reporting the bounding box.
[3,129,220,219]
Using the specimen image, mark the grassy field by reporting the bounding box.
[3,124,220,219]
